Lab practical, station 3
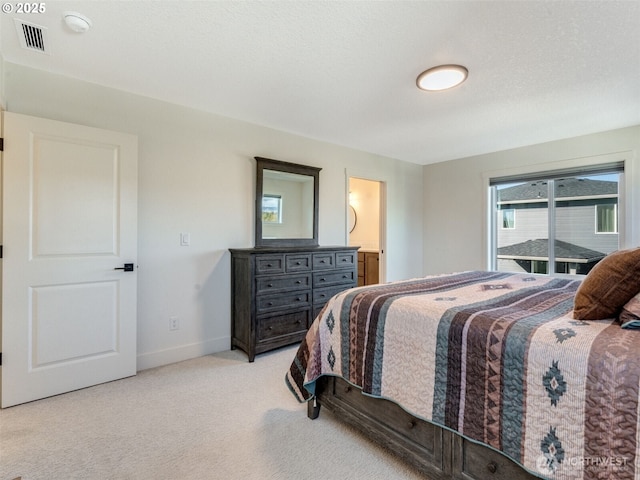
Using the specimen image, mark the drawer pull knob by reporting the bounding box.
[344,386,352,393]
[343,275,348,278]
[296,320,301,324]
[487,462,498,474]
[268,284,273,287]
[267,326,273,330]
[296,280,301,284]
[407,420,416,429]
[267,263,272,267]
[267,302,273,306]
[321,260,326,263]
[296,297,302,301]
[296,261,301,265]
[320,278,326,282]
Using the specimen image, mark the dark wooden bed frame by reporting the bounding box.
[308,376,539,480]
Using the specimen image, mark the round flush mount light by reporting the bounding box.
[416,65,468,91]
[63,11,92,33]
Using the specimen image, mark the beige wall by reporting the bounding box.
[0,56,5,108]
[423,126,640,274]
[3,62,424,369]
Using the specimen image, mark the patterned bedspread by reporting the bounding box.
[286,271,640,480]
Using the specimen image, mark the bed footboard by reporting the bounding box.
[310,376,538,480]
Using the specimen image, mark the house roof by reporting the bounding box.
[497,239,606,263]
[498,178,618,202]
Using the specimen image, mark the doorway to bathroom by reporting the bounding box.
[347,176,385,285]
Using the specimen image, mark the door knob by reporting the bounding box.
[114,263,135,272]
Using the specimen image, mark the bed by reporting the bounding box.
[285,262,640,480]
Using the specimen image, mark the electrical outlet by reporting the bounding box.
[169,316,180,331]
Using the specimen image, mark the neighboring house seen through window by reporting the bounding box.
[489,163,622,276]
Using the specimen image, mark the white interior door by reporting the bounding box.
[1,112,138,408]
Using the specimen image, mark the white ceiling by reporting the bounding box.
[1,1,639,165]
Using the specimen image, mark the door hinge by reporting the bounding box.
[0,352,2,366]
[0,245,3,258]
[0,138,3,151]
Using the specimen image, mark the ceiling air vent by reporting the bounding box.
[14,19,50,54]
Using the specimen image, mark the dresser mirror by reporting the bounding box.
[255,157,321,247]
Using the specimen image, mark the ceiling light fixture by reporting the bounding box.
[416,65,468,91]
[63,11,92,33]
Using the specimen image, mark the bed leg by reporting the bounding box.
[307,396,321,419]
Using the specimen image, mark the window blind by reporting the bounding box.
[489,161,624,186]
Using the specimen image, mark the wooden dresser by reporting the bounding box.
[229,246,359,361]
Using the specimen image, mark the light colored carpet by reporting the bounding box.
[0,346,426,480]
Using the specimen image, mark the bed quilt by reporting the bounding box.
[285,270,640,480]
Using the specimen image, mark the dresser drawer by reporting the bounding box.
[313,252,335,269]
[455,436,537,480]
[313,269,356,288]
[258,310,310,341]
[256,274,311,294]
[313,285,354,306]
[256,291,311,313]
[286,254,312,272]
[333,378,441,455]
[336,250,357,268]
[255,255,285,274]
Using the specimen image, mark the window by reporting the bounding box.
[262,194,282,223]
[489,164,622,276]
[501,209,515,229]
[532,260,548,274]
[596,204,617,233]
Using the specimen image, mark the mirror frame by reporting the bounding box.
[255,156,321,247]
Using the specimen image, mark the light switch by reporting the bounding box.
[180,233,190,246]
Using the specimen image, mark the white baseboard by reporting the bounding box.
[136,336,231,371]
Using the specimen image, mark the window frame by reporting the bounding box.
[484,156,627,276]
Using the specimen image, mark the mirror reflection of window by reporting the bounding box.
[262,194,282,223]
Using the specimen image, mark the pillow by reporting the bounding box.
[573,247,640,320]
[619,293,640,329]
